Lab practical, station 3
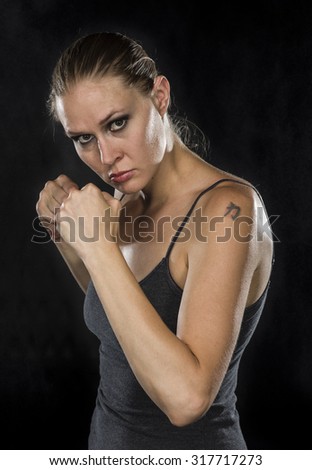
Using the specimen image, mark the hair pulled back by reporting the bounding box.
[48,31,209,159]
[48,32,158,120]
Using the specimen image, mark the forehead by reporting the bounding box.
[55,76,143,130]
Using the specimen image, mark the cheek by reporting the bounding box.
[142,112,166,162]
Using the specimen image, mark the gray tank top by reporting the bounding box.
[84,178,271,449]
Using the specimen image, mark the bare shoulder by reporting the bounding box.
[200,177,260,220]
[189,158,262,216]
[187,174,273,305]
[192,174,274,264]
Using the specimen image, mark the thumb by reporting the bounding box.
[101,191,122,215]
[101,191,119,206]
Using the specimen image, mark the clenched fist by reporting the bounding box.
[55,182,121,261]
[36,174,79,242]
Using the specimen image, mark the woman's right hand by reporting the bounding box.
[36,174,79,242]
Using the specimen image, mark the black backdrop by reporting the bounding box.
[1,0,311,450]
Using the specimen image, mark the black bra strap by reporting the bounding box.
[165,178,255,258]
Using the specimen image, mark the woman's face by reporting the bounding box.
[55,75,168,193]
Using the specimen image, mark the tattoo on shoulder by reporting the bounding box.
[224,202,241,220]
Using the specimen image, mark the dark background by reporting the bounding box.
[1,0,311,450]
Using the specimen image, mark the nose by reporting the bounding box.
[97,137,121,166]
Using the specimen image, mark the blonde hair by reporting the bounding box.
[48,32,158,120]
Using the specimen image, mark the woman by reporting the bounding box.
[36,32,274,449]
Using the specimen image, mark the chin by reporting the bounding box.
[115,178,146,195]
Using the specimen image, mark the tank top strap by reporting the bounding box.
[165,178,254,259]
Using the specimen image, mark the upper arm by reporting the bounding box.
[176,186,258,400]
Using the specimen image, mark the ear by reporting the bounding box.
[151,75,170,117]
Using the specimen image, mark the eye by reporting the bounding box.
[78,134,94,144]
[110,118,128,132]
[72,134,94,145]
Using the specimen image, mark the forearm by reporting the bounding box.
[55,240,90,293]
[84,244,209,425]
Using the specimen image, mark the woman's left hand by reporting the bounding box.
[56,183,122,260]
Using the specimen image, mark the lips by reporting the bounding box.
[109,170,135,184]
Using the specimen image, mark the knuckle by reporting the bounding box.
[44,179,56,191]
[67,187,78,200]
[37,190,44,201]
[56,174,67,183]
[85,182,95,191]
[36,194,45,213]
[35,200,41,213]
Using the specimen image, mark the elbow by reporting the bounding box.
[166,392,211,428]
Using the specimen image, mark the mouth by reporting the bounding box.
[109,170,135,184]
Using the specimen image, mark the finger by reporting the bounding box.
[37,184,67,218]
[46,180,71,206]
[44,180,67,200]
[49,189,68,211]
[80,182,99,192]
[56,174,79,194]
[36,191,55,218]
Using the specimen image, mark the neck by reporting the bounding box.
[141,135,197,210]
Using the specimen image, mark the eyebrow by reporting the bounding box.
[65,111,125,137]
